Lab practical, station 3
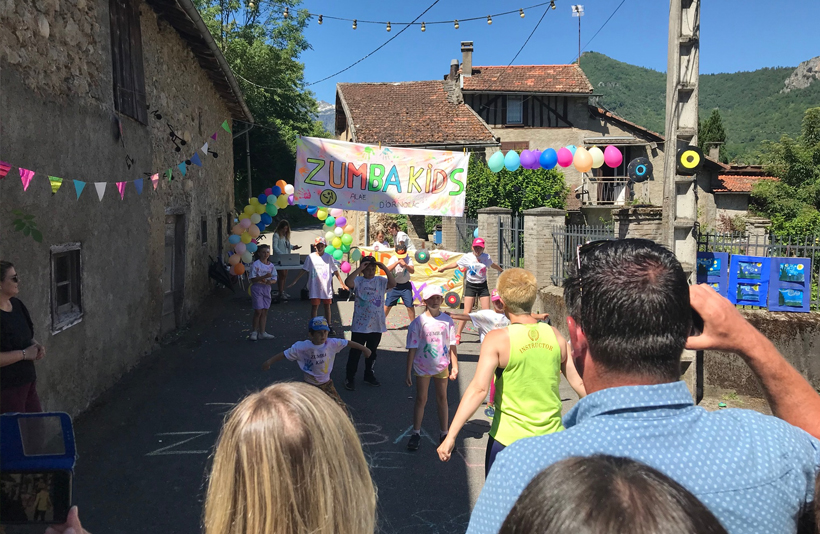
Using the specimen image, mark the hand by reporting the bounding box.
[437,436,455,462]
[398,258,407,267]
[405,374,413,387]
[686,284,762,355]
[45,505,89,534]
[35,343,45,360]
[449,366,459,381]
[262,360,272,371]
[340,283,349,291]
[292,245,301,250]
[24,344,38,361]
[376,262,387,270]
[363,348,372,359]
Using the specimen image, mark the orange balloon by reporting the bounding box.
[228,254,242,265]
[344,224,355,234]
[276,180,287,190]
[234,263,246,275]
[231,224,243,235]
[573,147,594,173]
[248,225,261,238]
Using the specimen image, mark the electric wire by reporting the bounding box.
[571,0,627,63]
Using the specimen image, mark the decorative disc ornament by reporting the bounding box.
[676,146,704,175]
[627,157,653,183]
[444,292,461,308]
[414,250,430,264]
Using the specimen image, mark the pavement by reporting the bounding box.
[24,227,582,534]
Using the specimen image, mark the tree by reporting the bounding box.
[698,109,728,163]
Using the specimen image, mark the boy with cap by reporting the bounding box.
[384,242,417,324]
[288,237,348,333]
[261,316,371,413]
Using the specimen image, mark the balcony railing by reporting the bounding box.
[580,177,631,206]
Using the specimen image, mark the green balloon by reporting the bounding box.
[341,234,353,246]
[350,248,362,262]
[333,249,344,260]
[266,204,278,216]
[341,244,351,252]
[325,245,336,255]
[325,216,335,227]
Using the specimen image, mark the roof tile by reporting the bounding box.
[463,65,593,94]
[713,174,778,193]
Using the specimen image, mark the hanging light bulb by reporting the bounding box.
[487,15,492,25]
[421,22,426,32]
[520,8,525,18]
[318,14,323,24]
[352,19,357,30]
[386,21,391,32]
[283,7,288,18]
[454,19,459,29]
[550,0,556,9]
[248,1,254,9]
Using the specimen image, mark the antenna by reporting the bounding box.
[571,5,584,64]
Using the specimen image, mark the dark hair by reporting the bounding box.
[499,455,728,534]
[253,244,271,262]
[0,261,13,282]
[388,222,399,231]
[563,239,691,381]
[395,242,407,252]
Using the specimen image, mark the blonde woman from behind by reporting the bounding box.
[203,382,377,534]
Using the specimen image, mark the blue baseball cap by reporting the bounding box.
[309,316,330,331]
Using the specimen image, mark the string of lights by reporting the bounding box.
[283,1,555,31]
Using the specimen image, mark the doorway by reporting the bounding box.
[161,214,186,335]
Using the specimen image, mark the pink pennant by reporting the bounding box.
[210,132,218,141]
[151,173,159,190]
[116,181,126,200]
[19,168,34,191]
[0,161,10,179]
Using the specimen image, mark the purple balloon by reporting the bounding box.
[335,216,347,227]
[287,194,295,206]
[519,150,535,169]
[531,150,542,167]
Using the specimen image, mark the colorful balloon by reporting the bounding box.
[330,209,344,218]
[284,184,294,195]
[288,195,295,206]
[248,225,260,238]
[531,150,542,169]
[344,224,355,234]
[267,194,276,205]
[240,218,252,229]
[234,263,245,275]
[276,180,287,190]
[228,254,242,266]
[228,234,241,245]
[341,244,351,253]
[540,148,558,170]
[589,146,605,168]
[232,224,244,235]
[257,193,267,204]
[241,251,253,263]
[504,150,521,171]
[567,145,577,156]
[332,237,342,248]
[520,150,536,169]
[341,234,353,246]
[250,213,261,224]
[260,214,272,226]
[350,248,362,262]
[334,227,344,237]
[249,197,259,206]
[573,147,594,173]
[317,210,328,221]
[556,147,574,167]
[604,145,623,168]
[325,216,336,227]
[325,245,336,255]
[488,150,505,173]
[240,232,252,244]
[335,216,347,227]
[272,186,282,197]
[254,203,266,215]
[234,243,246,254]
[246,242,258,253]
[264,187,273,196]
[332,249,344,261]
[276,196,288,209]
[266,204,278,216]
[256,222,266,232]
[325,231,336,243]
[340,261,351,273]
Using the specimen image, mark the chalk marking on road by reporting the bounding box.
[147,431,212,456]
[455,445,485,469]
[393,425,438,446]
[355,423,388,446]
[365,450,415,470]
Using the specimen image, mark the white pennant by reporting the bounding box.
[95,182,106,201]
[201,142,209,155]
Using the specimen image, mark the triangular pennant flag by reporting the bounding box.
[210,132,218,141]
[95,182,106,201]
[134,178,144,195]
[221,120,231,133]
[48,176,63,194]
[0,161,10,179]
[151,173,159,190]
[189,153,202,167]
[166,168,173,182]
[178,162,187,176]
[116,181,126,200]
[74,180,86,200]
[201,142,209,155]
[19,168,34,191]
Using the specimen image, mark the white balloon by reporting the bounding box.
[334,227,344,237]
[284,184,294,195]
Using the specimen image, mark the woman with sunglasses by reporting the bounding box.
[0,261,46,413]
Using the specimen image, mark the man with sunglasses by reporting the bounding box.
[467,239,820,534]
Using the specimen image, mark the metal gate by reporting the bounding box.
[455,217,478,252]
[498,215,525,269]
[551,225,614,285]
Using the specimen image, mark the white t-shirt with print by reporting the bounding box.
[371,240,390,251]
[388,255,414,285]
[251,260,277,286]
[406,312,456,376]
[284,338,348,385]
[303,252,338,299]
[469,310,510,342]
[457,252,493,284]
[395,231,415,251]
[351,276,388,334]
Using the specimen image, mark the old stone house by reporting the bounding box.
[0,0,252,415]
[696,164,777,231]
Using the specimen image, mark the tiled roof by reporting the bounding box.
[336,81,496,146]
[462,65,593,94]
[713,174,778,193]
[588,106,664,142]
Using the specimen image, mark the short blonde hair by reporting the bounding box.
[204,382,376,534]
[497,268,537,314]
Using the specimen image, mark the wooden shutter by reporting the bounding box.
[110,0,147,123]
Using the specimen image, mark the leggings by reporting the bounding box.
[346,332,382,381]
[484,434,507,478]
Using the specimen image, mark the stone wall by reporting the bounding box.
[0,0,235,416]
[611,207,664,241]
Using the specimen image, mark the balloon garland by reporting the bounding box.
[487,145,624,173]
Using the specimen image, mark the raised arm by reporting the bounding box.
[261,352,287,371]
[378,261,397,290]
[436,260,459,272]
[445,311,472,322]
[345,263,366,289]
[687,284,820,440]
[491,263,504,273]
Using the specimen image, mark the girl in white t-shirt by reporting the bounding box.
[288,238,348,333]
[249,245,277,341]
[371,230,390,251]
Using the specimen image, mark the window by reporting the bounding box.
[506,95,523,125]
[109,0,147,123]
[201,217,208,245]
[51,244,82,332]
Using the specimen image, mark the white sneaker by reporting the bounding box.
[249,331,258,341]
[281,292,291,300]
[260,332,275,340]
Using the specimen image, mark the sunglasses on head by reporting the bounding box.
[576,240,610,295]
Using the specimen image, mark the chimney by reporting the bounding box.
[449,59,458,80]
[706,141,721,161]
[461,41,473,77]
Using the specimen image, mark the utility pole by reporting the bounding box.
[246,130,252,201]
[571,5,584,63]
[662,0,701,400]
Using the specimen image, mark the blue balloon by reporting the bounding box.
[307,206,318,215]
[473,228,479,239]
[567,145,577,156]
[504,150,521,172]
[256,222,266,231]
[257,193,267,204]
[487,150,506,173]
[298,204,306,209]
[228,234,241,244]
[260,213,272,225]
[272,186,282,197]
[246,242,258,253]
[540,148,558,170]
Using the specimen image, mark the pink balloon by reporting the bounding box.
[340,261,351,273]
[240,218,252,228]
[604,145,623,168]
[330,209,344,218]
[556,147,574,168]
[335,216,347,227]
[264,187,273,196]
[288,194,295,205]
[234,242,246,254]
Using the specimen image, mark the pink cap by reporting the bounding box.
[472,237,485,248]
[491,289,502,302]
[422,285,443,301]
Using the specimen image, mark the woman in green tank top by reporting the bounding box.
[437,269,585,477]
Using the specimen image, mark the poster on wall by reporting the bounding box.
[293,137,470,216]
[728,255,770,307]
[696,252,729,298]
[359,247,465,307]
[767,257,811,313]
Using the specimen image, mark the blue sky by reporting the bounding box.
[298,0,819,103]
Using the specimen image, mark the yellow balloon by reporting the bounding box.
[248,225,260,238]
[240,232,252,244]
[255,203,266,214]
[589,146,605,169]
[250,197,260,205]
[332,237,342,248]
[317,211,328,221]
[244,205,255,215]
[276,196,288,209]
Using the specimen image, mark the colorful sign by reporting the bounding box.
[294,137,470,216]
[767,257,811,313]
[359,247,466,307]
[728,255,770,307]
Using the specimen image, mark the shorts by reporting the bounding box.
[415,368,449,379]
[386,282,414,307]
[312,380,349,415]
[464,280,490,298]
[310,298,333,305]
[251,284,272,309]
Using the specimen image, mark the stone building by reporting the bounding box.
[0,0,252,415]
[696,163,777,231]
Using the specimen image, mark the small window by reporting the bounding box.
[506,95,523,125]
[201,217,208,245]
[109,0,147,123]
[51,244,82,332]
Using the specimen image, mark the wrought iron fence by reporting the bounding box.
[455,217,478,252]
[551,225,615,285]
[498,215,525,270]
[697,231,820,310]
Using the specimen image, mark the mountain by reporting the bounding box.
[316,100,335,134]
[579,52,820,162]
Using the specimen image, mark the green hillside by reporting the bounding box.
[579,52,820,162]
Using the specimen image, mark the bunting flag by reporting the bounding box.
[177,162,187,176]
[49,176,63,194]
[210,132,218,141]
[221,120,231,134]
[189,153,202,167]
[74,180,86,200]
[95,182,106,201]
[201,142,209,155]
[0,161,10,179]
[134,178,144,195]
[116,181,126,200]
[166,168,173,182]
[19,168,34,191]
[151,173,159,190]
